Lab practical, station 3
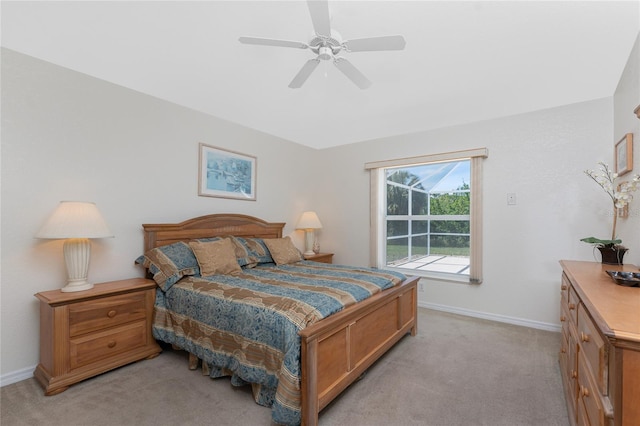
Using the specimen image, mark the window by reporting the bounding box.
[366,148,488,284]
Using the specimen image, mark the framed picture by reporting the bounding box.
[614,133,633,176]
[198,143,257,200]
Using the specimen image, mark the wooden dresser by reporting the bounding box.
[34,278,162,395]
[559,261,640,426]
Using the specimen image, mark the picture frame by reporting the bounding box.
[614,133,633,176]
[198,143,257,201]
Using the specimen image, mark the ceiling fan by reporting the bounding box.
[239,0,406,89]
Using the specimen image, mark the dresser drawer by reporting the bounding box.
[568,285,579,324]
[577,304,608,395]
[577,396,589,426]
[577,351,612,426]
[560,302,571,339]
[69,292,147,337]
[70,321,146,369]
[561,274,571,304]
[567,326,579,406]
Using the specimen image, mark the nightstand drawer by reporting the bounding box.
[70,321,146,369]
[304,253,334,264]
[69,292,147,337]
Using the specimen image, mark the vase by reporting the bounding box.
[598,246,628,265]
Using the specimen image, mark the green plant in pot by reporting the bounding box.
[581,162,640,265]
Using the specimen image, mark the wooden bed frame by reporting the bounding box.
[142,213,419,426]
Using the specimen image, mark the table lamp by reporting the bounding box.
[36,201,113,292]
[296,211,323,256]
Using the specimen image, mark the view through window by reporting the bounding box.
[385,160,471,276]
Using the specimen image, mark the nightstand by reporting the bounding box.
[34,278,162,395]
[304,252,334,264]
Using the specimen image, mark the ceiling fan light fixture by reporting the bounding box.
[318,46,333,60]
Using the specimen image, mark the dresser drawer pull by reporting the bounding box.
[580,386,590,397]
[568,303,576,310]
[107,310,117,318]
[561,284,567,291]
[107,340,117,349]
[560,315,566,322]
[580,332,590,343]
[560,347,566,354]
[571,370,577,379]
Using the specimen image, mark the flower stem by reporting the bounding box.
[611,207,617,240]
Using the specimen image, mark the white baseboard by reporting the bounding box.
[0,365,35,388]
[419,301,561,333]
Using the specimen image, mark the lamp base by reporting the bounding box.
[62,238,94,292]
[61,280,94,292]
[303,229,317,258]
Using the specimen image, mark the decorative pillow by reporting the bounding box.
[230,236,274,267]
[189,238,242,277]
[135,241,199,291]
[262,237,303,265]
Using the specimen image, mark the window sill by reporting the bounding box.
[384,266,480,285]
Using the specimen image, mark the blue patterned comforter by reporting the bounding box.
[152,261,406,425]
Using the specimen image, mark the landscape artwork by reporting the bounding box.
[198,143,256,200]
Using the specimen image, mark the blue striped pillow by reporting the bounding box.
[135,241,200,291]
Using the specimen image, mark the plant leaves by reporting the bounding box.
[580,236,622,245]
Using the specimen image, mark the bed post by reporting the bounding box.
[300,337,319,426]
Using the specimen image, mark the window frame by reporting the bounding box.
[366,148,488,284]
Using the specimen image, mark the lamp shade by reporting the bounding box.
[296,211,323,230]
[36,201,113,239]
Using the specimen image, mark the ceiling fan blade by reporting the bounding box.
[343,35,406,52]
[333,57,371,89]
[289,59,321,88]
[307,0,331,36]
[239,36,308,49]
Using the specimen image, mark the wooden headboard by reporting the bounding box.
[142,213,285,253]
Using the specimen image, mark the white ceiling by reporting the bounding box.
[2,1,639,149]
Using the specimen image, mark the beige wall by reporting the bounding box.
[2,35,638,383]
[1,48,318,378]
[614,33,640,260]
[316,98,614,328]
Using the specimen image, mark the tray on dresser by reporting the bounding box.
[606,270,640,287]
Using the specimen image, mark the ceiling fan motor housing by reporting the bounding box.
[309,31,343,59]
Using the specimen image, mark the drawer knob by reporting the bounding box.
[568,303,576,311]
[560,315,566,322]
[581,386,590,397]
[107,310,117,318]
[571,370,577,379]
[561,284,567,290]
[581,332,590,343]
[560,347,566,354]
[107,340,117,349]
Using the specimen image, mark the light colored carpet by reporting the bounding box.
[1,308,569,426]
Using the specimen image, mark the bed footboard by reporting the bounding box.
[299,275,419,426]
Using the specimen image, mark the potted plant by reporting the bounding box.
[581,162,640,264]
